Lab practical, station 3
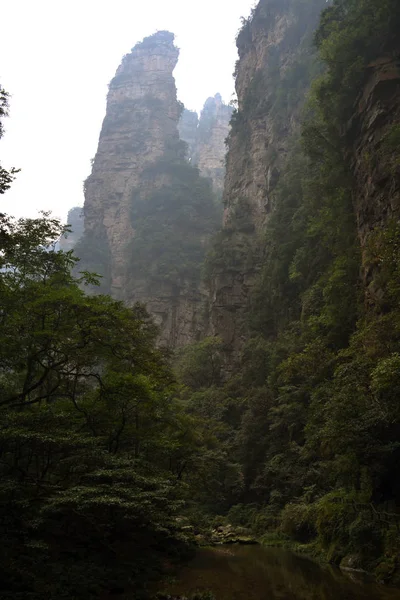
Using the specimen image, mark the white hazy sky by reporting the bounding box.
[0,0,255,222]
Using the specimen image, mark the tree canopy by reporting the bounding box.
[0,213,194,598]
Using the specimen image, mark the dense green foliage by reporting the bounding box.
[0,90,228,594]
[0,85,18,194]
[314,0,400,125]
[3,0,400,593]
[179,0,400,580]
[127,140,219,288]
[0,211,199,598]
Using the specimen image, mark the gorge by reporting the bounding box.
[72,0,400,584]
[2,0,400,597]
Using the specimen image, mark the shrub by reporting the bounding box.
[280,502,317,542]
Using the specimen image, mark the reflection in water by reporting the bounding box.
[164,545,400,600]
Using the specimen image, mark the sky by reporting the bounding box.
[0,0,255,222]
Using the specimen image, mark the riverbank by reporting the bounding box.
[180,515,400,588]
[194,524,258,547]
[258,531,400,587]
[157,544,400,600]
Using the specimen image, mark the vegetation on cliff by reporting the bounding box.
[179,0,400,581]
[2,0,400,595]
[0,86,18,195]
[127,139,219,288]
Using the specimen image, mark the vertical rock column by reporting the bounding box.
[192,94,233,198]
[78,31,221,348]
[179,95,233,198]
[81,31,180,297]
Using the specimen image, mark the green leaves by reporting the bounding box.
[0,213,192,597]
[187,1,400,573]
[0,85,19,195]
[175,337,223,390]
[126,152,219,288]
[314,0,400,125]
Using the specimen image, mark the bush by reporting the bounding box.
[280,502,317,542]
[227,503,257,527]
[315,492,353,549]
[348,512,383,558]
[252,506,280,535]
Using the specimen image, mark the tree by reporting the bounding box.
[0,213,192,598]
[0,85,18,195]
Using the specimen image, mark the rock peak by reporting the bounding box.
[78,30,182,293]
[77,31,219,348]
[134,30,176,50]
[110,30,179,92]
[204,93,223,108]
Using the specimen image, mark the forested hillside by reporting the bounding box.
[179,0,400,580]
[1,0,400,596]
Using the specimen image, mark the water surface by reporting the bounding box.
[164,545,400,599]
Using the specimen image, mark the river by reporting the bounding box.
[163,545,400,599]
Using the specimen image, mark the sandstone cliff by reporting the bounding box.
[348,54,400,304]
[179,95,232,197]
[77,31,218,347]
[207,0,326,356]
[78,31,180,293]
[178,108,198,159]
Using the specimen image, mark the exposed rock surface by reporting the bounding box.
[179,95,232,197]
[80,31,180,295]
[193,524,257,547]
[207,0,326,358]
[178,108,199,159]
[193,95,232,198]
[347,54,400,304]
[77,31,217,347]
[131,280,210,349]
[209,524,257,546]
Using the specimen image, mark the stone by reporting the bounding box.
[76,32,219,348]
[340,554,365,572]
[207,0,327,361]
[209,524,257,545]
[346,54,400,307]
[181,95,233,198]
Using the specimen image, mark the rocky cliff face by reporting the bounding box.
[348,54,400,304]
[80,31,180,294]
[178,108,199,159]
[179,95,232,197]
[192,95,232,198]
[207,0,326,356]
[77,31,218,347]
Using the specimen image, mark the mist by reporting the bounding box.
[0,0,255,220]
